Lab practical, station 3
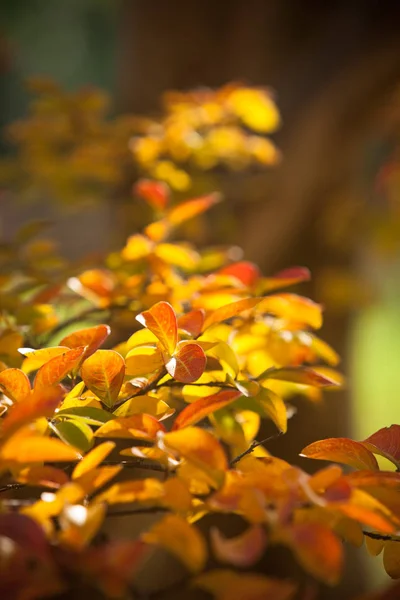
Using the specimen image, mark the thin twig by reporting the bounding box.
[103,458,169,473]
[161,381,233,389]
[107,507,169,518]
[230,431,283,467]
[0,482,26,494]
[363,530,400,542]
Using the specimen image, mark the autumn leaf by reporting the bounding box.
[35,346,86,388]
[258,293,323,329]
[258,366,340,388]
[194,569,296,600]
[2,385,64,437]
[172,390,242,430]
[142,514,207,573]
[125,345,164,377]
[136,301,178,355]
[135,178,169,210]
[165,342,206,383]
[20,346,70,374]
[301,438,379,471]
[60,324,111,360]
[362,426,400,469]
[0,368,31,403]
[280,523,343,585]
[95,414,165,440]
[261,266,311,293]
[203,297,263,330]
[81,349,125,409]
[1,435,81,463]
[95,478,165,505]
[210,525,267,567]
[218,261,261,287]
[73,441,115,479]
[177,309,205,337]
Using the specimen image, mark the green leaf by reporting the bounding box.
[56,406,115,426]
[53,418,94,453]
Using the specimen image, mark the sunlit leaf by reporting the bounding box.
[125,345,164,377]
[165,342,206,383]
[258,294,323,329]
[1,435,80,463]
[261,266,311,293]
[2,385,64,437]
[210,525,267,567]
[203,297,262,330]
[35,346,86,388]
[72,441,115,479]
[60,324,111,360]
[0,368,31,403]
[258,366,340,388]
[218,261,260,287]
[20,346,69,374]
[172,390,242,430]
[114,396,174,420]
[95,414,165,439]
[136,301,177,355]
[95,477,165,505]
[301,438,379,471]
[177,309,205,338]
[143,514,207,573]
[81,349,125,409]
[56,406,114,426]
[362,426,400,470]
[14,465,69,489]
[60,503,106,550]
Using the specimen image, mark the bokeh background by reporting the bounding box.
[2,1,400,596]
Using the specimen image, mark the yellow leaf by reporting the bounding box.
[72,441,116,479]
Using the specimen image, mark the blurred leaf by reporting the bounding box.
[0,368,31,403]
[210,525,267,567]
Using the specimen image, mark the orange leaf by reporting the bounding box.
[172,390,241,430]
[95,478,165,505]
[194,569,296,600]
[210,525,267,567]
[258,293,323,329]
[203,297,263,331]
[218,262,261,287]
[0,368,31,403]
[20,346,70,374]
[362,426,400,469]
[143,514,207,573]
[177,309,205,337]
[301,438,379,471]
[165,342,206,383]
[60,324,111,360]
[135,179,169,210]
[168,193,221,227]
[1,436,80,463]
[136,301,177,355]
[35,346,86,388]
[2,385,64,437]
[15,465,69,488]
[72,441,116,479]
[164,428,227,487]
[95,414,165,440]
[261,266,311,292]
[282,523,342,585]
[259,366,340,388]
[81,349,125,409]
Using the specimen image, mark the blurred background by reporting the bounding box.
[2,1,400,596]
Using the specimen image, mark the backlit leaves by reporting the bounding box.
[81,349,125,409]
[301,438,379,471]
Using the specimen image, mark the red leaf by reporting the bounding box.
[35,346,87,388]
[218,262,261,287]
[301,438,379,471]
[137,301,178,355]
[0,368,31,403]
[362,426,400,469]
[60,324,111,360]
[172,389,242,430]
[134,179,169,210]
[165,342,206,383]
[177,309,205,337]
[259,366,339,388]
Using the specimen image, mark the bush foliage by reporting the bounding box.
[0,84,400,600]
